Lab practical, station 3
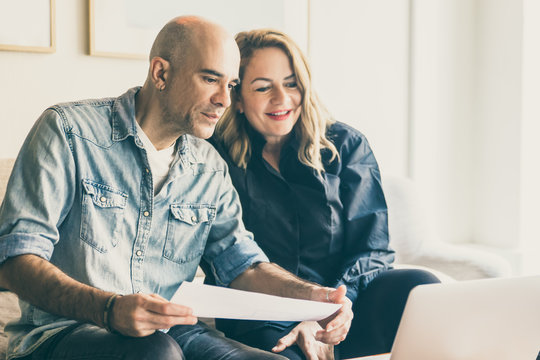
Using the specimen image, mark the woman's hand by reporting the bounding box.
[313,285,353,344]
[272,321,334,360]
[111,293,198,337]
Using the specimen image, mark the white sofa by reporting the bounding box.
[0,159,511,357]
[383,175,511,280]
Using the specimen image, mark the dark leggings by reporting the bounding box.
[228,269,441,360]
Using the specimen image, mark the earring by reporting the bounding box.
[159,85,165,92]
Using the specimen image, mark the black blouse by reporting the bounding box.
[209,121,394,302]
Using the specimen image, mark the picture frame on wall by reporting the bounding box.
[88,0,308,60]
[0,0,56,53]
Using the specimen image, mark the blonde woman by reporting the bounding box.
[209,29,439,360]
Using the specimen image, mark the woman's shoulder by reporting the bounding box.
[206,136,244,173]
[322,120,380,170]
[327,121,369,150]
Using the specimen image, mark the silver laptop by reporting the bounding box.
[375,275,540,360]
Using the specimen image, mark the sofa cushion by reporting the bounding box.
[383,175,433,263]
[0,291,20,358]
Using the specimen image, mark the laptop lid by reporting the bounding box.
[390,275,540,360]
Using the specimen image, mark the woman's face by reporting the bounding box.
[238,47,302,145]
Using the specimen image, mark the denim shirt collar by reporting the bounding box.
[111,86,201,165]
[111,87,140,143]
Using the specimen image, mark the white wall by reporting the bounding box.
[309,0,410,177]
[473,0,523,250]
[410,0,477,244]
[519,0,540,274]
[0,0,147,159]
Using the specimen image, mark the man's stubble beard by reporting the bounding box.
[162,106,195,136]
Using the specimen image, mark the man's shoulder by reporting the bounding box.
[45,96,116,129]
[44,95,124,147]
[49,96,116,117]
[186,135,227,170]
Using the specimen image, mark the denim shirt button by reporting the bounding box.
[191,215,197,222]
[143,211,149,217]
[100,196,106,202]
[136,250,143,256]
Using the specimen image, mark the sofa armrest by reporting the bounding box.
[393,263,456,283]
[407,241,512,280]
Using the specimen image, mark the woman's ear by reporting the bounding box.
[150,57,170,92]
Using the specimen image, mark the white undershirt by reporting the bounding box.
[135,121,175,194]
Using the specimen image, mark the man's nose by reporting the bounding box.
[211,85,231,108]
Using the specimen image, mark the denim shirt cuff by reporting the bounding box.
[0,233,54,265]
[210,240,269,287]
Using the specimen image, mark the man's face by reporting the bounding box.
[162,36,240,139]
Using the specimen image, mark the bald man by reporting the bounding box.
[0,16,352,360]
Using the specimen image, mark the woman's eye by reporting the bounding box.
[255,86,270,92]
[285,82,298,88]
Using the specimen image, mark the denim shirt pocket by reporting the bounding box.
[80,179,128,253]
[164,204,216,264]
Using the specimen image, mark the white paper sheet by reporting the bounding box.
[170,282,342,321]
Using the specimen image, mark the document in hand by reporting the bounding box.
[170,281,342,321]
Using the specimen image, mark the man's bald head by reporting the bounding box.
[149,16,232,68]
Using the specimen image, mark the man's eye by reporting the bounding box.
[255,86,270,92]
[204,77,217,84]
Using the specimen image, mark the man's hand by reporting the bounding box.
[272,321,334,360]
[0,255,198,337]
[312,285,353,345]
[111,293,197,337]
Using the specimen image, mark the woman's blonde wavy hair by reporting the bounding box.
[214,29,339,172]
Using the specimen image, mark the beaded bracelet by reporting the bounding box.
[103,294,119,333]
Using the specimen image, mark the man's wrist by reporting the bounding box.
[103,293,120,333]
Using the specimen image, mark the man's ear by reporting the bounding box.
[150,57,170,91]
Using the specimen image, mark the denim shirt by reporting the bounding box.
[0,87,268,359]
[211,121,394,305]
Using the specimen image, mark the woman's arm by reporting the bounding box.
[332,127,395,303]
[230,261,353,345]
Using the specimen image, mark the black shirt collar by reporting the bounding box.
[245,121,300,159]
